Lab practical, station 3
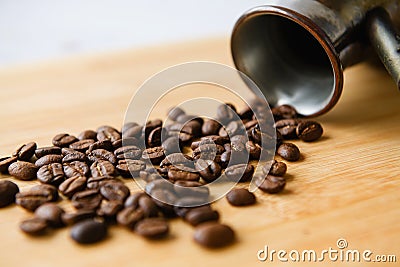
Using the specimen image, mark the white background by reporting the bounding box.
[0,0,266,67]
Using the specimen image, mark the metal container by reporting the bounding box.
[231,0,400,117]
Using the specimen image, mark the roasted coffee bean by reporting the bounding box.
[147,126,163,147]
[161,136,181,154]
[238,106,253,120]
[70,219,107,244]
[296,120,323,142]
[275,119,300,140]
[150,189,177,216]
[185,206,219,226]
[258,174,286,194]
[277,143,300,161]
[174,196,210,208]
[244,119,258,130]
[87,176,119,189]
[216,103,237,124]
[35,146,61,159]
[226,188,256,206]
[142,146,165,165]
[35,154,63,168]
[168,169,200,182]
[202,119,221,136]
[144,119,163,136]
[12,142,37,161]
[193,144,224,158]
[0,156,17,174]
[245,140,261,159]
[138,195,159,217]
[59,175,87,198]
[231,134,247,144]
[135,218,169,239]
[69,139,95,152]
[181,120,202,137]
[251,126,275,148]
[0,180,19,207]
[100,182,130,203]
[160,153,193,167]
[114,146,142,160]
[124,192,146,208]
[87,139,113,153]
[193,222,235,248]
[224,164,254,182]
[121,122,139,134]
[140,171,161,183]
[220,151,231,168]
[77,130,97,141]
[117,137,141,148]
[19,217,48,235]
[34,203,65,227]
[263,160,287,177]
[116,159,146,178]
[62,210,96,226]
[90,160,115,177]
[272,104,298,120]
[63,161,89,178]
[61,147,77,156]
[15,184,58,211]
[122,124,142,139]
[71,189,102,210]
[117,207,144,228]
[97,200,123,218]
[87,149,117,164]
[8,161,38,180]
[96,125,121,142]
[52,133,78,147]
[37,163,65,186]
[145,178,174,195]
[173,180,209,199]
[219,120,244,138]
[194,159,222,183]
[167,106,185,121]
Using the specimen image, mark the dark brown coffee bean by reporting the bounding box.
[173,181,209,199]
[181,120,202,137]
[71,219,107,244]
[122,125,143,139]
[116,159,146,178]
[63,161,89,178]
[12,142,37,161]
[35,154,63,168]
[185,207,219,226]
[160,153,193,168]
[150,189,177,216]
[147,126,163,147]
[87,149,117,164]
[226,188,256,206]
[138,195,159,217]
[193,144,224,158]
[87,176,120,189]
[117,207,144,228]
[124,192,146,208]
[8,161,38,180]
[34,203,65,227]
[61,147,77,156]
[258,174,286,193]
[238,106,253,120]
[16,184,58,211]
[34,146,61,159]
[273,104,298,119]
[245,140,261,159]
[275,119,300,140]
[59,175,87,198]
[161,136,181,154]
[100,182,130,203]
[87,139,113,153]
[52,133,78,147]
[244,119,258,130]
[263,160,287,176]
[277,143,300,161]
[224,164,254,182]
[296,120,323,142]
[77,130,97,141]
[145,119,163,135]
[219,120,244,138]
[216,103,237,124]
[62,210,96,225]
[19,217,48,235]
[37,163,65,186]
[114,146,142,160]
[121,122,139,133]
[142,146,165,165]
[194,222,235,248]
[174,197,210,209]
[202,119,221,136]
[167,106,185,121]
[90,160,115,177]
[0,180,19,207]
[135,218,169,239]
[168,169,200,182]
[96,126,121,142]
[97,200,123,218]
[69,139,95,152]
[71,189,102,210]
[0,156,17,174]
[194,159,222,183]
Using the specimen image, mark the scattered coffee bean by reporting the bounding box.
[15,184,58,211]
[87,139,113,153]
[12,142,37,161]
[37,163,65,186]
[59,175,87,198]
[0,180,19,207]
[34,203,65,227]
[168,169,200,182]
[19,217,48,235]
[135,218,169,239]
[277,143,301,161]
[216,103,237,124]
[96,126,121,142]
[62,210,96,226]
[195,159,222,183]
[35,154,63,168]
[263,160,287,177]
[87,149,117,164]
[193,222,235,248]
[275,119,300,139]
[226,188,256,206]
[117,207,144,228]
[71,189,102,210]
[52,133,78,147]
[142,146,165,165]
[8,161,38,181]
[70,219,107,244]
[167,106,185,121]
[116,159,146,178]
[185,206,219,226]
[296,120,323,142]
[90,160,115,177]
[97,200,123,218]
[202,119,222,136]
[87,176,119,190]
[69,139,95,152]
[258,175,286,194]
[0,156,17,174]
[100,182,130,203]
[114,146,142,160]
[34,146,62,159]
[224,164,254,182]
[77,130,97,141]
[63,161,90,178]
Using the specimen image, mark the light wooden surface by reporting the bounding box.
[0,38,399,267]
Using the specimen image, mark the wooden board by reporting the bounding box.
[0,38,399,267]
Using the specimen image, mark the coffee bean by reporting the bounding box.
[147,126,163,147]
[117,137,141,148]
[194,159,222,183]
[70,219,107,244]
[52,133,78,147]
[121,122,139,134]
[138,195,159,217]
[272,104,298,120]
[15,184,58,211]
[245,140,261,159]
[173,180,209,199]
[100,182,130,203]
[160,153,193,168]
[116,159,146,177]
[193,222,235,248]
[19,217,48,235]
[71,189,102,210]
[174,196,210,208]
[62,210,96,226]
[224,164,254,182]
[122,124,142,139]
[0,180,19,207]
[34,203,65,227]
[150,189,177,217]
[97,200,123,218]
[161,136,181,154]
[275,119,300,140]
[8,161,38,180]
[185,206,219,226]
[176,114,203,125]
[135,218,169,239]
[63,161,89,178]
[277,143,300,161]
[168,168,200,182]
[117,207,144,228]
[35,154,63,168]
[87,149,117,164]
[202,119,222,136]
[37,163,65,186]
[34,146,61,159]
[238,106,253,120]
[216,103,237,124]
[59,175,87,198]
[263,160,287,176]
[87,176,120,190]
[144,119,163,136]
[226,188,256,206]
[181,120,202,137]
[167,106,185,121]
[142,146,165,165]
[244,119,258,130]
[69,139,95,152]
[96,126,121,142]
[77,130,97,141]
[90,160,115,177]
[258,174,286,194]
[296,120,323,142]
[219,120,244,138]
[114,146,142,160]
[12,142,37,161]
[87,139,113,153]
[124,192,146,208]
[193,144,224,158]
[0,156,17,174]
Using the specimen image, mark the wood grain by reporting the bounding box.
[0,38,399,267]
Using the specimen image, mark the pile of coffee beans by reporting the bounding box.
[0,103,323,248]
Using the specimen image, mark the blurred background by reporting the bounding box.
[0,0,266,67]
